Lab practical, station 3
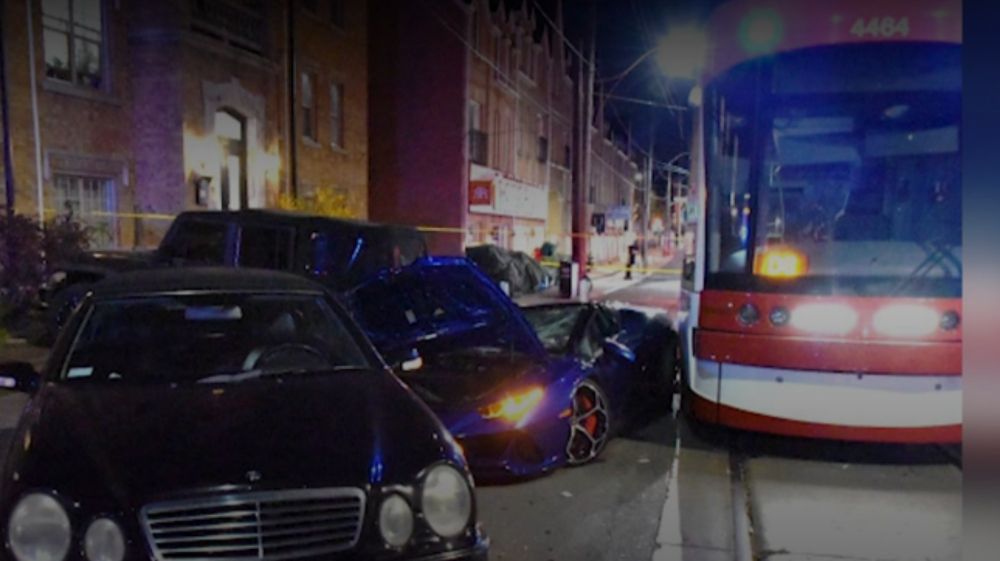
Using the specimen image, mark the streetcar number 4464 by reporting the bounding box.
[850,17,910,39]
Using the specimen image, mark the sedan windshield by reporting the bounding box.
[61,293,372,383]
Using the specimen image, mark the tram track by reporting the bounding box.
[729,438,766,561]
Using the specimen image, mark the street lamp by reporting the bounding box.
[655,24,707,81]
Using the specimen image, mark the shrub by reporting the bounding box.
[43,213,91,268]
[0,213,45,311]
[0,213,90,315]
[276,188,355,218]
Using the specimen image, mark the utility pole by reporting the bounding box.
[641,132,654,269]
[571,0,596,285]
[286,0,298,200]
[1,4,15,219]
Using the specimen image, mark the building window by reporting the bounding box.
[330,0,345,28]
[301,72,317,141]
[190,0,265,55]
[469,101,486,165]
[42,0,105,89]
[468,100,481,131]
[53,174,116,248]
[471,11,479,49]
[330,83,344,148]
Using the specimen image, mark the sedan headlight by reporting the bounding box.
[7,493,72,561]
[421,465,472,538]
[378,494,414,548]
[84,518,125,561]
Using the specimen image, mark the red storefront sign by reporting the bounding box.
[469,180,493,206]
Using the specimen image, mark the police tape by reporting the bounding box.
[539,261,681,275]
[40,209,680,247]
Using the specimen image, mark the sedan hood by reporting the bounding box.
[6,371,453,510]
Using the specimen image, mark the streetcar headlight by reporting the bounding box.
[421,465,472,538]
[84,518,125,561]
[873,304,939,338]
[790,303,857,336]
[7,493,72,561]
[378,494,414,548]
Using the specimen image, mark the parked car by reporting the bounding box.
[465,245,552,296]
[41,210,428,340]
[346,257,677,479]
[1,268,488,561]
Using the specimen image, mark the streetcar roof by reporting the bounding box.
[703,0,962,83]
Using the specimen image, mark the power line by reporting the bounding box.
[604,93,687,111]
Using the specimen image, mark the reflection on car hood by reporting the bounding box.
[399,348,543,409]
[4,371,453,510]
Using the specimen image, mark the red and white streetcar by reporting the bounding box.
[677,0,962,442]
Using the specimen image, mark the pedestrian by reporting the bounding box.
[625,240,639,280]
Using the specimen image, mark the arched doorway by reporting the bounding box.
[215,109,247,210]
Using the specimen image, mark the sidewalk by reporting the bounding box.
[0,341,46,445]
[517,253,681,306]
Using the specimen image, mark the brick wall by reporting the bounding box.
[368,0,469,255]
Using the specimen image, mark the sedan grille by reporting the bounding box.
[141,488,365,561]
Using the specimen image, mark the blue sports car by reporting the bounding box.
[348,257,678,478]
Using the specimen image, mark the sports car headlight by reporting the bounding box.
[7,493,72,561]
[478,387,544,423]
[421,464,472,538]
[84,518,125,561]
[378,494,414,548]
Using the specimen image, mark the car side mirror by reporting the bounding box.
[0,362,41,394]
[602,340,636,363]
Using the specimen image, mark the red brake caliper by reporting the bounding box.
[578,393,598,435]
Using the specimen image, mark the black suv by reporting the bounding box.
[42,210,427,337]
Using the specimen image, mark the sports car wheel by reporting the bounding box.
[566,379,611,465]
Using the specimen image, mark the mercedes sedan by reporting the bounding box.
[0,268,488,561]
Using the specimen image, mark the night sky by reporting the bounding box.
[558,0,727,192]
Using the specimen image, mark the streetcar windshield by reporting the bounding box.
[704,43,960,296]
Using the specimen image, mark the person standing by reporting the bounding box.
[625,240,639,280]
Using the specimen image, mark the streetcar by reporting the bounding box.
[676,0,961,442]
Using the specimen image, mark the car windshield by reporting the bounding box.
[61,293,372,384]
[522,305,587,354]
[705,43,960,296]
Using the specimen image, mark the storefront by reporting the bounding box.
[467,164,548,254]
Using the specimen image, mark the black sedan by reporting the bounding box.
[0,269,488,561]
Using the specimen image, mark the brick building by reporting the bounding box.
[588,106,640,263]
[1,0,368,248]
[370,0,640,261]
